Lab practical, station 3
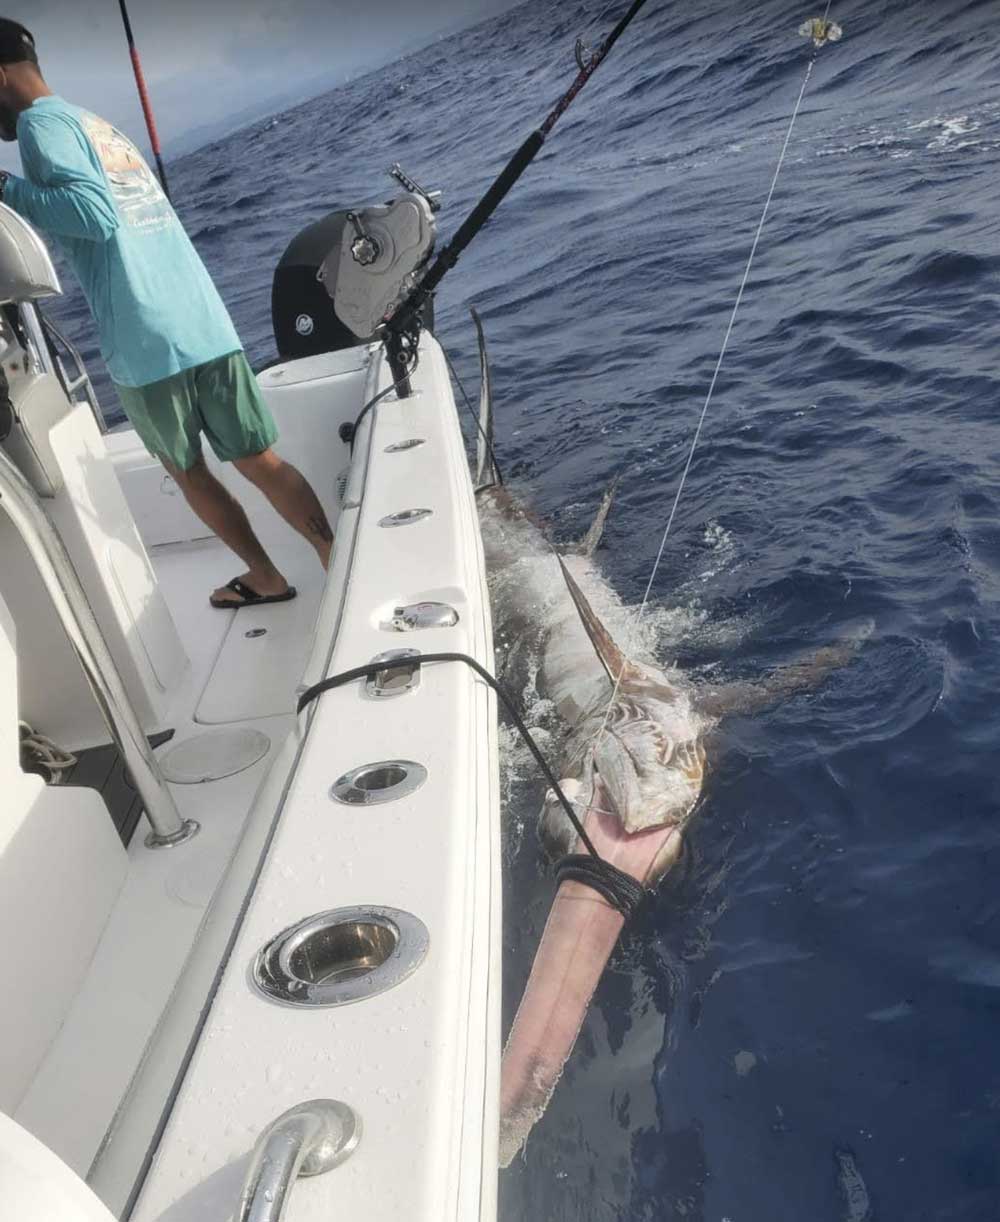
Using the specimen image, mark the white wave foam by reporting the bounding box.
[815,106,999,161]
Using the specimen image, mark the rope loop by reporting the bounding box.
[555,853,646,919]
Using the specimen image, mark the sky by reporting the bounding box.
[0,0,523,162]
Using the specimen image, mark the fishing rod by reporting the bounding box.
[116,0,172,202]
[383,0,653,395]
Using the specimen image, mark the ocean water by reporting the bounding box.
[47,1,1000,1218]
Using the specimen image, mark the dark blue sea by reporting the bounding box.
[49,1,1000,1218]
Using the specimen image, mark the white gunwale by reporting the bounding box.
[1,321,501,1220]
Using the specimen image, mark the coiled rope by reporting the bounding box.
[19,720,77,784]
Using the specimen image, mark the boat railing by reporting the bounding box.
[30,306,107,435]
[0,441,195,848]
[236,1100,359,1222]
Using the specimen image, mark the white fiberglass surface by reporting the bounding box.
[150,536,327,725]
[7,350,398,1193]
[109,352,367,558]
[13,719,289,1176]
[130,339,501,1222]
[14,535,325,1177]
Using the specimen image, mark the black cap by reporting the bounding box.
[0,19,36,66]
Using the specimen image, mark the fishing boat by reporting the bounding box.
[0,2,671,1216]
[0,181,501,1220]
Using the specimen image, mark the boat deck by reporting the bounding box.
[14,532,324,1178]
[4,338,500,1222]
[154,534,325,725]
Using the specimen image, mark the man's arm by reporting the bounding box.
[4,113,119,242]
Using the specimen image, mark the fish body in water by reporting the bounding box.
[471,313,871,1166]
[479,483,708,1165]
[481,484,707,836]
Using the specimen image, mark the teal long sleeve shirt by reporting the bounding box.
[5,96,240,388]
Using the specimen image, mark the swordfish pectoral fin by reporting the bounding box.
[694,678,775,719]
[696,616,875,719]
[471,306,498,490]
[574,473,623,557]
[556,555,643,685]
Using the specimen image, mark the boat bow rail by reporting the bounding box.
[0,443,192,846]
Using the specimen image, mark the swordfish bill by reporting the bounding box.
[498,565,692,1167]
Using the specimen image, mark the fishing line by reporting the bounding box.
[589,13,838,754]
[443,345,505,486]
[383,0,653,395]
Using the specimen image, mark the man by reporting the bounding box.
[0,18,333,608]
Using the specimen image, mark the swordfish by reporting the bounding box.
[471,315,872,1165]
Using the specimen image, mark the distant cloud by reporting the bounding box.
[0,0,524,162]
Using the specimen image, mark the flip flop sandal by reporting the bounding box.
[209,577,298,610]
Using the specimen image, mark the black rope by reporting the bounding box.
[296,652,645,919]
[345,362,420,453]
[442,346,504,487]
[556,854,645,914]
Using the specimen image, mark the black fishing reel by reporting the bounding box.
[271,164,439,365]
[321,166,438,343]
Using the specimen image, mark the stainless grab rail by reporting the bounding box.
[0,443,196,847]
[18,302,107,436]
[37,311,108,435]
[237,1100,360,1222]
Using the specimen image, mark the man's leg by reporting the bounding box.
[233,449,334,569]
[164,456,291,604]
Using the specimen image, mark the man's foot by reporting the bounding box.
[210,572,296,609]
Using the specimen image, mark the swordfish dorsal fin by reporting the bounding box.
[471,307,498,490]
[574,474,622,558]
[557,555,640,684]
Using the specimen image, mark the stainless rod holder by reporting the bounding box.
[237,1099,360,1222]
[0,443,195,847]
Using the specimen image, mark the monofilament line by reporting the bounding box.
[590,38,824,752]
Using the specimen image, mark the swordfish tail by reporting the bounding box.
[499,808,684,1166]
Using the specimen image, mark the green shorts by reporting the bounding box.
[115,351,278,472]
